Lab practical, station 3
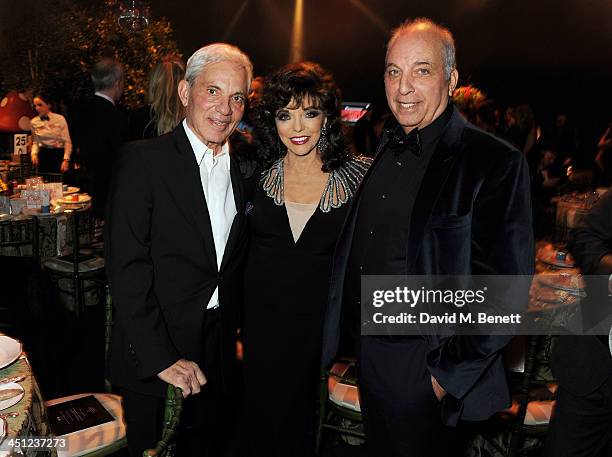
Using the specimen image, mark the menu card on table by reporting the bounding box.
[47,395,115,436]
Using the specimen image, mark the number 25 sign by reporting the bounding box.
[14,134,27,155]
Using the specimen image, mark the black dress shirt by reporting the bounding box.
[344,104,454,308]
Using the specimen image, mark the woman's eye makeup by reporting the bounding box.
[275,111,291,121]
[275,107,321,121]
[305,109,321,118]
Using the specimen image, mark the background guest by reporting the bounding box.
[504,104,539,156]
[594,120,612,187]
[547,187,612,457]
[30,94,72,174]
[128,55,186,140]
[475,99,499,134]
[529,144,565,238]
[72,58,127,220]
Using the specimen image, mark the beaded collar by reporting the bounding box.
[260,155,371,213]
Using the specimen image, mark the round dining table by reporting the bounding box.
[0,354,56,457]
[0,200,93,260]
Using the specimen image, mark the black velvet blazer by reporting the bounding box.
[322,106,535,425]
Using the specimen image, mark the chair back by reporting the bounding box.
[143,386,184,457]
[36,172,63,183]
[65,207,94,255]
[7,155,34,183]
[504,336,528,373]
[0,216,38,258]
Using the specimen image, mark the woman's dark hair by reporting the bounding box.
[32,94,52,106]
[251,61,348,172]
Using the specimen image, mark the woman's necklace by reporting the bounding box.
[260,156,370,213]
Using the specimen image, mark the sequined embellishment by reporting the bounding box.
[260,156,371,213]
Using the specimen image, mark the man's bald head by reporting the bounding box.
[387,18,456,81]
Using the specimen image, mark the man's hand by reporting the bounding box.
[431,375,446,401]
[157,359,207,398]
[31,155,38,166]
[61,159,70,173]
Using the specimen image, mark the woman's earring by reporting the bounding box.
[317,125,329,153]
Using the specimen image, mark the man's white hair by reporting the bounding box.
[185,43,253,91]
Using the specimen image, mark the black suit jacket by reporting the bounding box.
[105,124,249,397]
[72,95,127,218]
[553,188,612,396]
[322,107,534,425]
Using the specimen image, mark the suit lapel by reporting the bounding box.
[220,154,244,271]
[323,135,390,366]
[168,125,217,267]
[406,109,467,273]
[334,135,390,262]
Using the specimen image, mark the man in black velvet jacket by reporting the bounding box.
[105,44,253,457]
[321,18,534,456]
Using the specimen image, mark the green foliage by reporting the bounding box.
[0,0,181,109]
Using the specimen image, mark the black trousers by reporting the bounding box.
[120,307,231,457]
[358,337,449,457]
[545,377,612,457]
[37,147,64,174]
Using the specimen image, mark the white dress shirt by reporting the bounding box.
[30,112,73,160]
[94,92,115,105]
[183,119,236,309]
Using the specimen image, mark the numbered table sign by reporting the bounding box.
[14,133,28,155]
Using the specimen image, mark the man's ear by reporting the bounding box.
[448,69,459,97]
[178,80,190,108]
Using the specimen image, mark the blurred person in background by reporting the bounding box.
[595,120,612,187]
[72,58,127,220]
[504,104,539,156]
[475,99,499,134]
[128,56,186,140]
[547,187,612,457]
[530,143,565,238]
[30,94,72,174]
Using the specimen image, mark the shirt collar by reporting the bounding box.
[383,101,454,156]
[418,102,454,147]
[94,92,115,105]
[183,119,230,169]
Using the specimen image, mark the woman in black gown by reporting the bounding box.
[242,62,370,456]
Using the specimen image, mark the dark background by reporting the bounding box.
[1,0,610,153]
[146,0,612,132]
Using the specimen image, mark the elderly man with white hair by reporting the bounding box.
[105,43,253,457]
